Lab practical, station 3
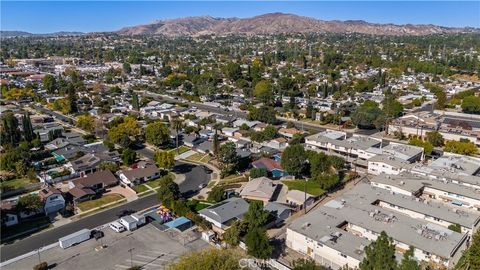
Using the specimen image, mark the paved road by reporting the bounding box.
[0,147,210,262]
[144,92,387,142]
[133,145,211,195]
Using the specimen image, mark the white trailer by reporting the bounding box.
[120,216,138,231]
[58,229,91,249]
[131,214,146,227]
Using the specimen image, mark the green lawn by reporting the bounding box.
[220,174,248,184]
[168,145,190,155]
[138,190,155,197]
[77,194,125,212]
[132,184,149,193]
[147,173,174,189]
[185,153,211,163]
[1,216,52,241]
[282,179,325,196]
[0,178,39,192]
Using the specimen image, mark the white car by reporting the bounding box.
[109,221,125,233]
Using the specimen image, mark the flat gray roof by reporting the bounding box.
[289,183,469,260]
[428,154,480,176]
[346,183,480,229]
[371,173,480,205]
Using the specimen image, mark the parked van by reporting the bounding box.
[109,221,125,233]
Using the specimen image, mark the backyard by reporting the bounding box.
[282,179,325,196]
[0,177,39,193]
[76,194,125,212]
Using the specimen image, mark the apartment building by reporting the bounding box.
[286,183,474,269]
[370,173,480,211]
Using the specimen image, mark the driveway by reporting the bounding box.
[175,150,196,160]
[106,186,138,202]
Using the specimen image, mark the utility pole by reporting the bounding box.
[128,248,135,267]
[304,178,307,214]
[37,248,41,265]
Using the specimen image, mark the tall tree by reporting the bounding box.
[245,227,272,259]
[244,201,270,229]
[145,121,170,146]
[21,112,35,142]
[121,149,137,165]
[359,231,397,270]
[42,74,57,94]
[16,194,43,216]
[168,248,242,270]
[1,111,21,146]
[157,175,180,207]
[154,151,175,171]
[131,93,140,111]
[218,142,239,176]
[172,118,184,154]
[426,131,444,147]
[398,247,420,270]
[281,144,307,177]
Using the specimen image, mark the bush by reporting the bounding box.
[249,168,268,179]
[33,262,48,270]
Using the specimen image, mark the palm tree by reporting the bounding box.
[172,118,184,154]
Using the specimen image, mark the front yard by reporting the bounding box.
[132,184,149,193]
[282,179,326,196]
[185,153,212,163]
[76,194,125,212]
[1,216,52,241]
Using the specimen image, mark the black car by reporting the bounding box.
[117,209,135,218]
[91,230,104,240]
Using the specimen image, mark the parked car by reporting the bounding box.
[91,229,104,240]
[198,183,207,189]
[109,221,126,233]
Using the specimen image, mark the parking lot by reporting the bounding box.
[3,223,208,270]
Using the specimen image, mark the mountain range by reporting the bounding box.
[2,13,477,38]
[0,31,84,38]
[116,13,477,36]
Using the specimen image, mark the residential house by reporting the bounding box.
[265,137,288,150]
[239,177,278,204]
[264,202,292,225]
[38,187,65,215]
[183,134,205,148]
[196,140,214,154]
[68,170,118,203]
[199,198,250,232]
[118,161,161,186]
[233,119,260,128]
[252,157,288,178]
[278,127,304,139]
[286,190,315,210]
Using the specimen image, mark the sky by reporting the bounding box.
[1,1,479,33]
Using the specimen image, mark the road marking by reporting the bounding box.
[128,259,163,267]
[115,264,130,269]
[136,254,160,260]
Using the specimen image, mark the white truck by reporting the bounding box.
[120,216,138,231]
[58,229,91,249]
